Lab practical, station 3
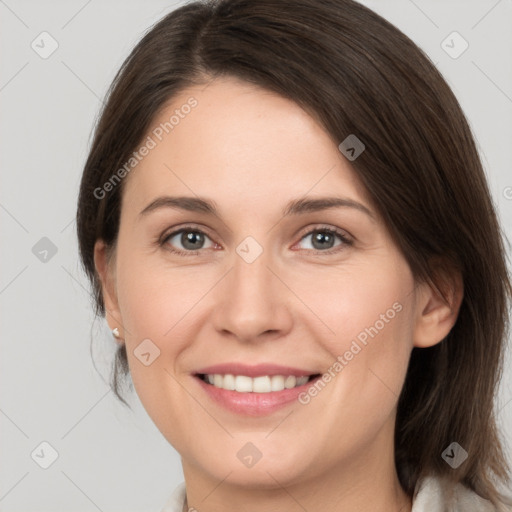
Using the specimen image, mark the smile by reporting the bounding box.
[192,363,323,416]
[197,373,318,392]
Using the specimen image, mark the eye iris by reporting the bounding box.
[182,231,204,250]
[312,230,335,250]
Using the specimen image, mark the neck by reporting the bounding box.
[180,418,412,512]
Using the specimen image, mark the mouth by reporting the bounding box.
[191,363,323,416]
[195,373,321,392]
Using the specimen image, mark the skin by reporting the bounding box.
[94,76,463,512]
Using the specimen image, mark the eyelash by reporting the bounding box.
[159,224,353,257]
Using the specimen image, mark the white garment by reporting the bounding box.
[160,474,508,511]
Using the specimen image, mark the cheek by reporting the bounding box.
[116,249,206,342]
[297,259,414,354]
[288,276,415,470]
[297,261,415,421]
[112,248,205,402]
[113,252,207,439]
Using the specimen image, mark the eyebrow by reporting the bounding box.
[138,195,374,220]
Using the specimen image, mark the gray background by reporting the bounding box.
[1,1,511,511]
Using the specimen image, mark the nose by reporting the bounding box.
[211,245,293,344]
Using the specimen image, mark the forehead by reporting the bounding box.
[121,76,371,218]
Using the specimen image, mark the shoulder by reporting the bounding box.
[412,474,506,512]
[160,481,186,512]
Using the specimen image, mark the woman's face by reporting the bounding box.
[96,76,426,488]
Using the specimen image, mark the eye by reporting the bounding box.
[161,226,217,255]
[159,224,353,256]
[294,226,353,253]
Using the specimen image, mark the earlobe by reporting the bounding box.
[94,239,124,340]
[413,270,464,349]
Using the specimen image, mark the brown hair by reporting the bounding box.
[76,0,512,506]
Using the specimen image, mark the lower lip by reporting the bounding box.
[194,375,321,416]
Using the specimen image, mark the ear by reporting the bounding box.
[94,239,124,343]
[412,267,464,348]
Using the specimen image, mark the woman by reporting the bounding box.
[76,0,512,510]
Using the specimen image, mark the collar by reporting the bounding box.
[160,475,500,512]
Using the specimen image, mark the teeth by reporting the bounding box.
[202,374,312,392]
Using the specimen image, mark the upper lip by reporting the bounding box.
[194,363,320,378]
